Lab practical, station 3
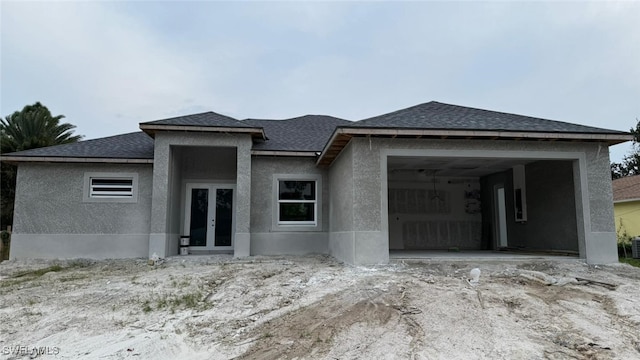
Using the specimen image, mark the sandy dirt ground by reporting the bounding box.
[1,255,639,360]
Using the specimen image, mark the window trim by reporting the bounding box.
[272,174,322,231]
[83,172,139,203]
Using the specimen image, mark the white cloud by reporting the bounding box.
[244,2,352,39]
[1,1,638,161]
[2,2,226,137]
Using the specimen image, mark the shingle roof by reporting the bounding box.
[3,132,154,159]
[141,111,257,128]
[1,101,630,162]
[352,101,626,134]
[244,115,351,152]
[612,175,640,202]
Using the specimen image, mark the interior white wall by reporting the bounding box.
[387,173,481,250]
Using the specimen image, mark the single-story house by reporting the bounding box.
[1,101,632,264]
[612,174,640,239]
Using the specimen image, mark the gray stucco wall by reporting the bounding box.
[481,161,579,252]
[178,146,237,181]
[329,144,354,233]
[11,163,153,259]
[328,143,356,264]
[148,132,252,258]
[339,137,616,264]
[509,161,578,251]
[250,156,329,255]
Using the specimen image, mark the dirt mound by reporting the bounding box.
[1,256,639,359]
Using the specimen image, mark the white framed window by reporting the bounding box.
[278,180,317,225]
[83,172,138,203]
[272,174,322,230]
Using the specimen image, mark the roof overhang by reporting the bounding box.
[251,150,317,157]
[316,127,634,167]
[614,198,640,204]
[139,124,266,140]
[0,156,153,164]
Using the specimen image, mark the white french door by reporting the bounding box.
[184,183,235,250]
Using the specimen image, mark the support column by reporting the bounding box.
[234,139,252,257]
[582,145,618,264]
[148,135,171,258]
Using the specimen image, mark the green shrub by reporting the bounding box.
[620,257,640,268]
[618,242,633,258]
[617,222,633,258]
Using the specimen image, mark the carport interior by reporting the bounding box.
[386,156,580,255]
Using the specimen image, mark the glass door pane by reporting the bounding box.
[214,188,233,247]
[189,188,209,247]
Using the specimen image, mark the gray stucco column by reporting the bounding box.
[148,134,172,258]
[233,138,252,257]
[328,141,389,265]
[580,143,618,263]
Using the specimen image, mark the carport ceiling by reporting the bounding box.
[388,156,535,177]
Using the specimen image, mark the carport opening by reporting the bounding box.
[386,156,580,258]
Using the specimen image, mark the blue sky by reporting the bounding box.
[1,1,638,162]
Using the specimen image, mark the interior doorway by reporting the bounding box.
[494,184,508,248]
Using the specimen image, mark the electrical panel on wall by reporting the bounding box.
[513,165,527,222]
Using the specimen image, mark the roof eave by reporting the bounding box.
[251,150,317,157]
[316,127,634,167]
[0,156,153,164]
[614,197,640,204]
[139,124,266,140]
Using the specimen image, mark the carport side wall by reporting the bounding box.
[250,156,329,255]
[11,162,153,259]
[328,142,356,264]
[481,161,579,252]
[349,137,617,264]
[509,161,578,251]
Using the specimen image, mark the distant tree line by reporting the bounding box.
[611,119,640,179]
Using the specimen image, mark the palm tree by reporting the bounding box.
[1,102,83,228]
[1,102,82,153]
